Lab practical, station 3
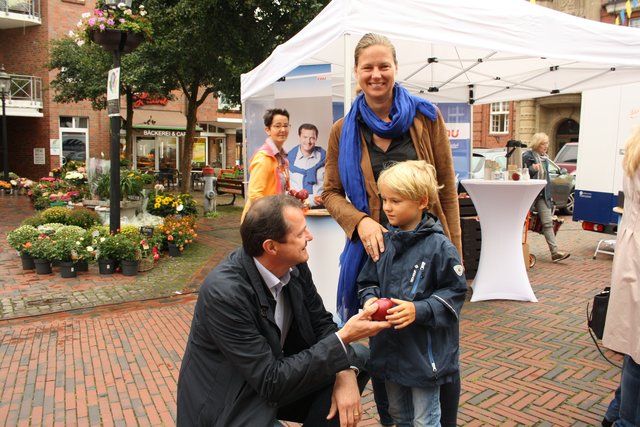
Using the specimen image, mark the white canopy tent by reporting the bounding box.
[241,0,640,107]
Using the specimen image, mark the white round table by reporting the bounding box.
[461,179,546,302]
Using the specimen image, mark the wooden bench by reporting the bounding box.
[215,178,245,206]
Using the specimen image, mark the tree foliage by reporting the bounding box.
[48,0,330,190]
[144,0,329,191]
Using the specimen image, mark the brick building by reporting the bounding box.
[0,0,242,181]
[473,0,639,158]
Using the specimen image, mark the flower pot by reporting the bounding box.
[20,252,35,270]
[167,242,182,257]
[74,259,89,272]
[59,261,77,278]
[90,30,144,53]
[120,260,139,276]
[34,258,52,275]
[98,258,117,275]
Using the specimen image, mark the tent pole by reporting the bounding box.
[241,105,248,189]
[343,33,352,115]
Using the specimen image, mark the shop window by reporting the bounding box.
[490,102,509,134]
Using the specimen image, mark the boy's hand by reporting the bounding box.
[387,298,416,329]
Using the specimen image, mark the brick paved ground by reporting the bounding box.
[0,192,624,426]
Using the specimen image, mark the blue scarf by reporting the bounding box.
[336,83,437,322]
[287,146,326,193]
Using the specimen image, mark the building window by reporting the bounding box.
[490,102,509,134]
[59,116,88,166]
[631,18,640,28]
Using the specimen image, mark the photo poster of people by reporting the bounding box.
[244,64,333,199]
[437,103,472,184]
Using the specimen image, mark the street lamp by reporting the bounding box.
[0,65,11,181]
[91,2,143,234]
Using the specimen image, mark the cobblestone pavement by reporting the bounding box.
[0,194,242,320]
[0,193,624,425]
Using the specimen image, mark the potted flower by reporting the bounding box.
[53,226,91,276]
[95,233,140,274]
[158,215,198,257]
[72,1,152,52]
[49,234,80,278]
[147,192,198,217]
[28,234,58,274]
[6,224,40,269]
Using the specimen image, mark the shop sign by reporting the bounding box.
[143,129,186,137]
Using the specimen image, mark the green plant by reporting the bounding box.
[6,225,39,255]
[120,170,145,199]
[40,206,72,224]
[28,235,58,260]
[49,235,78,262]
[96,233,140,261]
[37,223,66,236]
[67,207,101,229]
[69,233,96,262]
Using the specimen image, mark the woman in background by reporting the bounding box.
[522,132,570,262]
[602,126,640,426]
[241,108,291,221]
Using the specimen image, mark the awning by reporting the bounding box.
[123,109,188,131]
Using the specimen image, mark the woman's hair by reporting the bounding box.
[377,160,442,210]
[528,132,549,151]
[354,33,398,67]
[623,125,640,177]
[263,108,290,127]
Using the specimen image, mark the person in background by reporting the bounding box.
[288,123,326,207]
[602,125,640,427]
[322,32,463,427]
[177,195,391,426]
[357,160,466,426]
[241,108,291,221]
[522,132,570,262]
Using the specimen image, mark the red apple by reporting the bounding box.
[289,189,298,197]
[296,189,309,200]
[511,172,520,181]
[371,298,394,321]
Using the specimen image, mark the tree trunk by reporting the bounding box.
[179,89,198,193]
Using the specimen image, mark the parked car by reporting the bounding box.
[554,142,578,174]
[468,148,575,214]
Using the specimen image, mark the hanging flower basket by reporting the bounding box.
[90,29,144,53]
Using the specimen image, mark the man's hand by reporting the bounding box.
[326,370,361,427]
[337,303,391,344]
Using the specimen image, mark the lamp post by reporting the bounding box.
[92,0,141,234]
[0,65,10,182]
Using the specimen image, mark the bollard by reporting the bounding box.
[202,165,217,213]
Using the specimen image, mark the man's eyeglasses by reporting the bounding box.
[271,124,291,130]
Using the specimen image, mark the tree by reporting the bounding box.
[48,11,174,162]
[144,0,330,192]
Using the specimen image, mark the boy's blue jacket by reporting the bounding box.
[357,213,467,387]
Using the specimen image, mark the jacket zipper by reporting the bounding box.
[409,260,426,298]
[427,332,438,380]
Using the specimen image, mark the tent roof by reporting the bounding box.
[241,0,640,105]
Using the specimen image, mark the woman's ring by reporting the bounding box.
[366,242,372,248]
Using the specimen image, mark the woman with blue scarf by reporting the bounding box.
[322,33,463,426]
